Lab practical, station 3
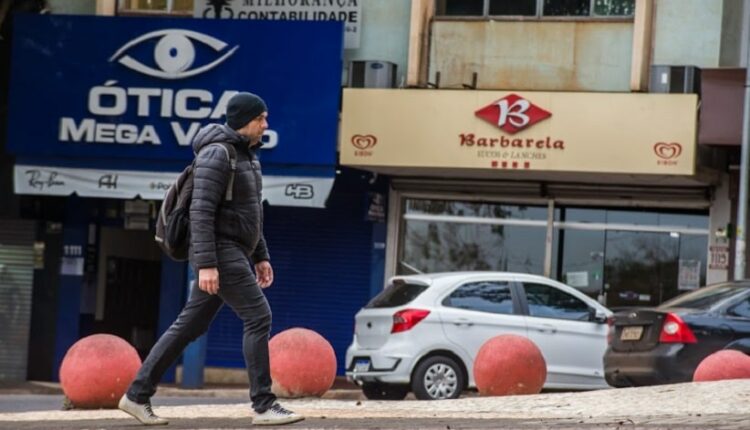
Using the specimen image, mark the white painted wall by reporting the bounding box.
[344,0,412,87]
[652,0,723,67]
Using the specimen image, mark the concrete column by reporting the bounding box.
[708,174,732,284]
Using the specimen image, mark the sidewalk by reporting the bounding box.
[0,376,364,400]
[0,379,749,429]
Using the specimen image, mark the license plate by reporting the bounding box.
[354,359,370,372]
[621,326,644,341]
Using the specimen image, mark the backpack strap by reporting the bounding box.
[202,142,237,201]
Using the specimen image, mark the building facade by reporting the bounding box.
[341,0,747,310]
[0,0,393,382]
[1,0,748,384]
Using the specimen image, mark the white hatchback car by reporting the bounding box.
[345,272,612,400]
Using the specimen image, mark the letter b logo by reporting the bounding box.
[475,94,552,134]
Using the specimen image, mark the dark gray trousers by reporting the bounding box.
[127,245,276,413]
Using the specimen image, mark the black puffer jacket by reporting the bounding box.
[189,123,269,269]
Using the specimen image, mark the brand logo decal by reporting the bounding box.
[110,29,239,79]
[653,142,682,160]
[351,134,377,150]
[285,184,314,200]
[351,134,377,157]
[475,94,551,134]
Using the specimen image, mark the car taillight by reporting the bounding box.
[659,313,697,344]
[606,316,615,344]
[391,309,430,333]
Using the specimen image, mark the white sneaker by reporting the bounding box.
[254,403,305,426]
[118,394,169,426]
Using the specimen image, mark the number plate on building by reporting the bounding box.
[620,326,644,341]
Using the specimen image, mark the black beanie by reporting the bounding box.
[226,92,267,130]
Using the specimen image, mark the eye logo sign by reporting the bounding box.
[653,142,682,159]
[475,94,551,134]
[351,135,377,150]
[109,29,239,79]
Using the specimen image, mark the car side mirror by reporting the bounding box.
[589,308,608,324]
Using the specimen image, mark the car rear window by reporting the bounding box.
[659,283,748,310]
[366,280,428,308]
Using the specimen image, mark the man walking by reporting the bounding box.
[119,92,303,426]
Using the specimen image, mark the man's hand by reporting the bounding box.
[255,261,274,288]
[198,267,220,295]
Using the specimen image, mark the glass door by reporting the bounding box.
[603,231,680,309]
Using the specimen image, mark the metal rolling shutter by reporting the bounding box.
[206,187,374,374]
[0,220,35,381]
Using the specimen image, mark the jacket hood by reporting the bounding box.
[191,123,250,154]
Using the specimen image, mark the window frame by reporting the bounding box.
[117,0,194,17]
[725,292,750,319]
[434,0,635,21]
[441,279,524,316]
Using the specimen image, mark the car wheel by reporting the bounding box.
[361,383,409,400]
[411,355,465,400]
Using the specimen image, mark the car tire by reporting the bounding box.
[361,383,409,400]
[411,355,465,400]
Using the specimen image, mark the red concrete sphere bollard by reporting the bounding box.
[473,334,547,396]
[59,334,141,409]
[269,328,337,398]
[693,350,750,382]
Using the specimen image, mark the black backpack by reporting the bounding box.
[155,143,237,261]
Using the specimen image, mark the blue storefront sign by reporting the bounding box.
[7,14,342,205]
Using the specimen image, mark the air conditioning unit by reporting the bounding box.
[348,61,397,88]
[649,65,701,95]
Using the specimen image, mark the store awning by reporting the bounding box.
[14,163,334,208]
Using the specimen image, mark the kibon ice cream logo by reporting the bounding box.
[351,134,377,157]
[475,94,552,134]
[654,142,682,166]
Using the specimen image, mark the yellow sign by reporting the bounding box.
[340,89,697,176]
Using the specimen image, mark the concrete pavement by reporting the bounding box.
[0,379,749,429]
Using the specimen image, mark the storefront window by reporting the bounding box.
[564,208,606,223]
[554,207,708,306]
[563,208,709,230]
[401,220,548,274]
[556,229,605,296]
[406,199,548,220]
[400,199,548,274]
[398,198,709,308]
[603,231,680,308]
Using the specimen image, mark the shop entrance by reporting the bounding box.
[89,227,163,360]
[101,256,161,359]
[602,231,680,309]
[396,197,710,308]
